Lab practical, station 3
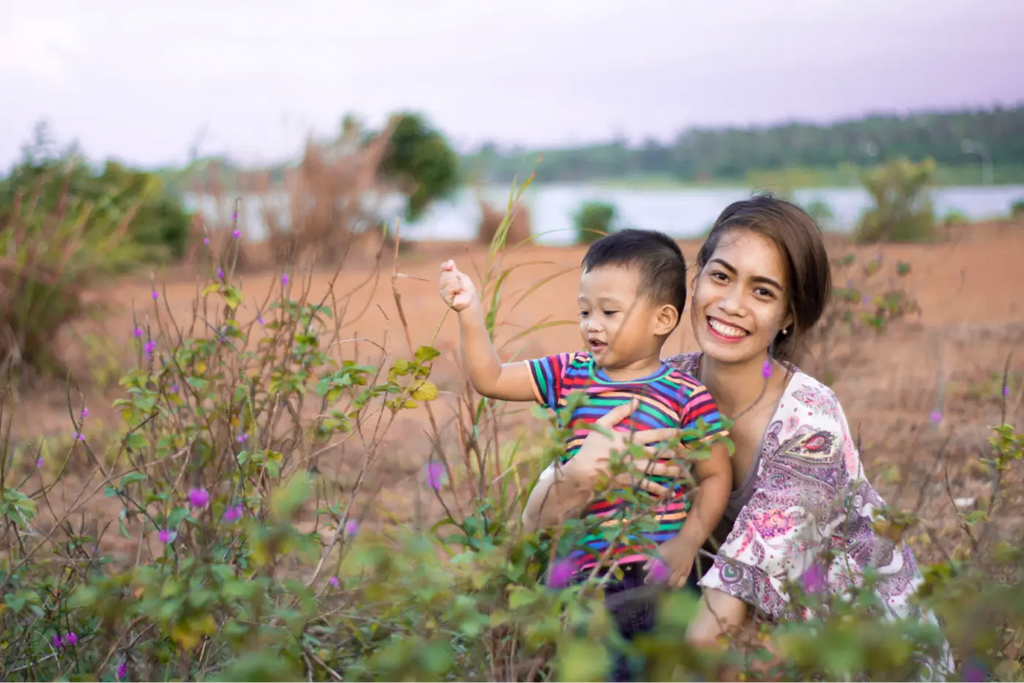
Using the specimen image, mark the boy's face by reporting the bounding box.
[577,265,676,372]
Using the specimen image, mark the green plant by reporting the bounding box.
[803,197,835,230]
[803,252,921,385]
[571,201,617,244]
[378,112,461,222]
[1011,200,1024,220]
[943,208,970,226]
[854,157,937,243]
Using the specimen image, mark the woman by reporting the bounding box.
[522,194,952,680]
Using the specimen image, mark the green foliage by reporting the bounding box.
[1011,199,1024,220]
[854,157,937,243]
[462,104,1024,184]
[572,201,616,244]
[3,173,1024,681]
[943,208,970,226]
[803,197,836,230]
[378,112,461,222]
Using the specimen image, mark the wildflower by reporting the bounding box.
[117,660,128,679]
[281,273,289,286]
[188,488,209,509]
[547,559,575,588]
[237,433,248,444]
[762,358,773,379]
[1004,385,1011,397]
[223,504,243,522]
[800,563,827,594]
[81,407,89,419]
[425,462,446,491]
[53,633,61,648]
[232,211,239,222]
[328,576,339,588]
[344,519,359,536]
[217,267,224,280]
[144,340,157,360]
[152,289,159,301]
[158,529,176,544]
[258,316,265,326]
[36,456,43,468]
[203,236,210,245]
[646,558,670,584]
[929,410,943,424]
[171,384,179,393]
[133,327,143,338]
[232,229,241,239]
[61,632,78,647]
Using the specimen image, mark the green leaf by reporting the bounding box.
[167,506,189,529]
[414,345,441,363]
[119,472,148,488]
[411,380,439,401]
[508,585,539,610]
[222,285,243,310]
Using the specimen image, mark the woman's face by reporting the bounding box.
[690,228,792,365]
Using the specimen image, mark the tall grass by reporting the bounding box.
[1,164,1023,681]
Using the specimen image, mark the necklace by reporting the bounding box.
[696,352,772,423]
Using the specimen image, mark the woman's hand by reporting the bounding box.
[521,399,685,532]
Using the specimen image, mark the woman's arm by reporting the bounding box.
[520,464,593,533]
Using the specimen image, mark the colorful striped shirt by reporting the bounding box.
[528,351,725,571]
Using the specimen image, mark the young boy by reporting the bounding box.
[437,228,732,591]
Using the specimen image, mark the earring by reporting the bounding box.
[782,327,789,335]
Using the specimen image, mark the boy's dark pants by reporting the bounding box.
[574,562,701,682]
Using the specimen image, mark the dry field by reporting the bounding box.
[10,221,1024,565]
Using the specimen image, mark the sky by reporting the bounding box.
[2,0,1023,169]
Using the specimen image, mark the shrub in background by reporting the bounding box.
[854,157,937,243]
[571,200,617,244]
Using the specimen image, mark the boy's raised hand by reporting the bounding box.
[439,260,478,312]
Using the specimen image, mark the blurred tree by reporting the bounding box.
[378,112,461,222]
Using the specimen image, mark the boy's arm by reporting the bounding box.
[457,302,536,402]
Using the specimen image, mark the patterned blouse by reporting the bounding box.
[666,353,954,680]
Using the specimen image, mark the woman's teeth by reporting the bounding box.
[708,318,747,338]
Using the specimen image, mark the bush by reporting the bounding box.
[943,208,970,226]
[854,157,937,243]
[572,201,617,244]
[803,197,835,230]
[0,166,154,376]
[3,177,1024,681]
[377,112,461,223]
[1011,199,1024,220]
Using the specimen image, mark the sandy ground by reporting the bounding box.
[9,221,1024,563]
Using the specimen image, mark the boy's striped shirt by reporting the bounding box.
[528,351,725,571]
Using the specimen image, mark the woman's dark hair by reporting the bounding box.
[695,193,832,363]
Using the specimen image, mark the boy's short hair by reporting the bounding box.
[581,228,688,327]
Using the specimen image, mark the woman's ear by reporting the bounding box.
[654,304,679,336]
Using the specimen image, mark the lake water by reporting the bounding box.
[184,184,1024,246]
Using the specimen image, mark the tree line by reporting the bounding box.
[460,104,1024,184]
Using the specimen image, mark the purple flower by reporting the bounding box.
[344,519,359,536]
[217,267,224,280]
[203,236,210,246]
[171,384,179,393]
[151,289,159,301]
[258,316,266,326]
[800,563,827,594]
[762,358,773,379]
[158,529,176,544]
[133,327,143,338]
[188,488,209,509]
[73,431,83,442]
[962,657,987,682]
[232,211,239,222]
[929,410,943,424]
[281,273,289,286]
[61,632,78,647]
[144,340,157,360]
[425,462,446,491]
[81,407,89,419]
[1004,386,1011,397]
[117,660,128,679]
[36,456,43,468]
[53,633,61,648]
[547,559,576,588]
[223,504,243,522]
[646,558,670,584]
[237,433,248,443]
[328,576,339,588]
[232,229,241,239]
